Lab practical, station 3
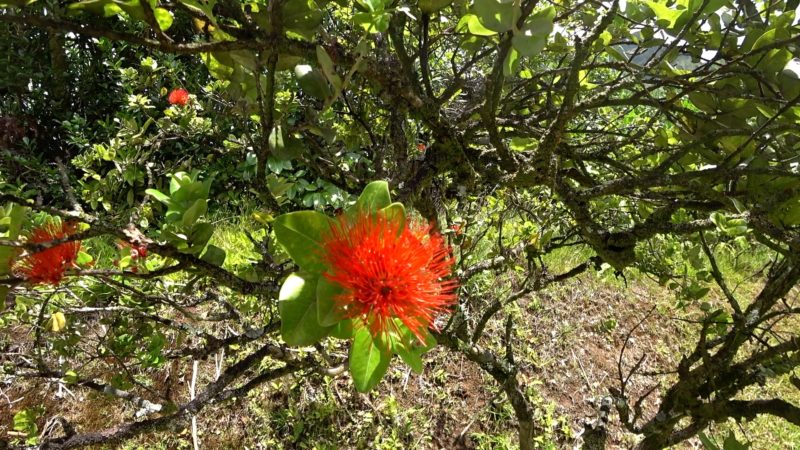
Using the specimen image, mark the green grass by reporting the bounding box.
[205,208,264,266]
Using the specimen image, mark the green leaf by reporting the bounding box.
[354,11,391,33]
[698,432,721,450]
[13,409,38,437]
[182,198,207,227]
[355,180,392,212]
[152,6,173,31]
[752,28,779,52]
[200,244,226,266]
[695,0,729,14]
[316,45,342,91]
[5,203,25,238]
[189,222,215,251]
[459,14,498,36]
[503,47,520,76]
[68,0,172,30]
[67,0,124,17]
[760,49,793,76]
[145,188,173,206]
[380,201,406,220]
[379,202,406,235]
[599,30,612,46]
[0,0,36,8]
[349,325,391,392]
[62,370,80,385]
[512,33,547,57]
[170,172,190,194]
[273,211,334,273]
[331,319,354,339]
[177,0,218,27]
[526,6,555,33]
[418,0,452,13]
[770,195,800,226]
[688,92,717,112]
[294,64,333,100]
[644,0,687,29]
[359,0,387,12]
[202,52,235,80]
[282,0,324,41]
[392,323,436,373]
[279,272,333,346]
[0,203,26,280]
[75,251,93,266]
[472,0,517,33]
[317,277,346,326]
[512,6,554,57]
[689,286,711,300]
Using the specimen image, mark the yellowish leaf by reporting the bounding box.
[50,312,67,333]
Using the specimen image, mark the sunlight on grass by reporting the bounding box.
[207,210,264,270]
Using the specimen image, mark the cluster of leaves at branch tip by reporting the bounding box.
[146,171,226,265]
[457,0,555,73]
[273,181,456,392]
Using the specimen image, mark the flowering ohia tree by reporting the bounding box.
[167,88,190,106]
[13,219,82,285]
[273,181,457,392]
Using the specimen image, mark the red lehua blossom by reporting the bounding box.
[13,221,81,285]
[321,213,458,342]
[167,88,190,106]
[416,143,427,152]
[135,245,147,258]
[117,241,148,259]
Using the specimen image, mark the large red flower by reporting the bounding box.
[321,213,458,342]
[13,221,81,285]
[167,88,190,106]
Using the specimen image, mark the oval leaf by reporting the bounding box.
[273,211,333,273]
[472,0,517,33]
[349,325,391,392]
[331,319,354,340]
[279,272,332,346]
[355,180,392,212]
[182,198,208,227]
[145,188,173,206]
[317,276,347,326]
[50,312,67,333]
[295,64,333,100]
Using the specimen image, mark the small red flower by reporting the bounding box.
[450,224,463,236]
[168,88,190,106]
[13,221,81,285]
[416,143,427,153]
[321,213,458,342]
[117,241,148,259]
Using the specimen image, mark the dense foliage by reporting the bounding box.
[1,0,800,448]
